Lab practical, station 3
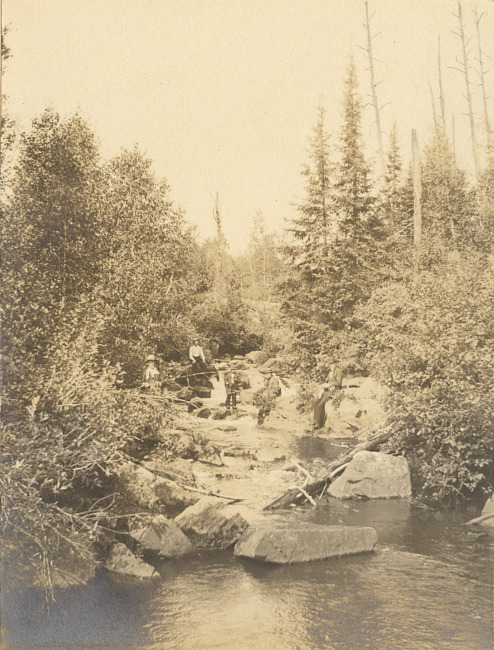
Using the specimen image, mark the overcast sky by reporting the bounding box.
[3,0,493,253]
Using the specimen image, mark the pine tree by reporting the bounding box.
[288,103,334,271]
[335,58,373,234]
[421,128,473,246]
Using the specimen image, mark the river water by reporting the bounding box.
[2,436,493,649]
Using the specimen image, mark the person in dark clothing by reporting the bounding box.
[313,384,331,429]
[224,367,240,410]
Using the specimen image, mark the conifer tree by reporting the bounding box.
[335,57,373,234]
[421,128,473,246]
[288,103,334,271]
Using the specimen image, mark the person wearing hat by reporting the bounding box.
[224,365,240,410]
[328,361,343,389]
[313,383,332,430]
[142,354,161,390]
[189,338,206,372]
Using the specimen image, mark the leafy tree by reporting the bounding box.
[97,147,211,372]
[1,110,103,403]
[355,252,494,503]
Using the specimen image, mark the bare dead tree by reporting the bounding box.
[361,0,386,176]
[438,36,447,130]
[473,7,492,153]
[452,1,480,178]
[212,192,226,296]
[429,80,438,133]
[412,129,422,247]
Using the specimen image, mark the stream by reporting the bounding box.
[2,438,493,649]
[2,375,493,649]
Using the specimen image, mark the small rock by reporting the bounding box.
[194,387,212,399]
[217,424,237,432]
[195,407,212,419]
[177,387,195,402]
[212,408,230,420]
[130,515,193,557]
[106,543,158,578]
[175,498,249,549]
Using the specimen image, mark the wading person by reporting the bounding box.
[312,383,331,430]
[224,366,240,410]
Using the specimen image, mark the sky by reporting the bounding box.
[3,0,493,253]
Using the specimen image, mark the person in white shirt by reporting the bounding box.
[189,339,206,371]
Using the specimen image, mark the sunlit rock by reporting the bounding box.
[106,543,158,578]
[328,451,411,499]
[234,524,377,563]
[175,498,249,549]
[130,515,193,557]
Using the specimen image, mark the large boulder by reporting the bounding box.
[143,456,195,486]
[115,461,199,515]
[106,543,158,578]
[328,451,411,499]
[174,498,249,549]
[234,524,377,564]
[325,378,387,439]
[194,386,212,399]
[246,350,264,365]
[130,515,193,557]
[259,358,283,374]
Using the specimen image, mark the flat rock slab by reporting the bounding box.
[328,450,411,499]
[130,515,193,557]
[234,524,377,564]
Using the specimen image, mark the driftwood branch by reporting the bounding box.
[264,426,394,510]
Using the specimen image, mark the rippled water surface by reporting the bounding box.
[2,436,493,649]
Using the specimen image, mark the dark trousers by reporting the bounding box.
[226,391,237,408]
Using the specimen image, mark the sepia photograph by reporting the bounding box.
[1,0,493,648]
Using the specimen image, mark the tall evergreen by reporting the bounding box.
[288,103,334,271]
[335,57,373,234]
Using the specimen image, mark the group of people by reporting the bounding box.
[141,342,342,431]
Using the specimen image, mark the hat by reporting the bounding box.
[146,354,157,362]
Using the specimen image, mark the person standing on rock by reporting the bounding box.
[224,366,240,410]
[312,384,331,430]
[328,361,343,389]
[141,355,161,391]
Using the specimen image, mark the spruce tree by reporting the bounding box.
[288,103,334,271]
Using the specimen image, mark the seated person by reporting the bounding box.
[189,339,206,370]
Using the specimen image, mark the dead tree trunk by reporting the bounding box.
[474,7,492,153]
[412,129,422,247]
[265,428,393,510]
[454,2,480,178]
[363,0,386,176]
[438,37,447,130]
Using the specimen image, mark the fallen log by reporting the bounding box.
[462,512,494,526]
[264,427,394,510]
